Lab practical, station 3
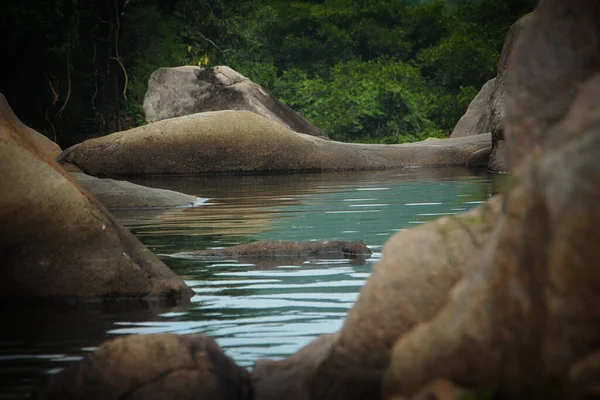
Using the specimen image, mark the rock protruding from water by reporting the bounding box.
[70,172,204,209]
[189,240,371,258]
[0,93,193,300]
[449,13,532,173]
[143,65,328,139]
[59,110,491,176]
[505,2,600,171]
[385,81,600,399]
[449,77,496,139]
[34,334,252,400]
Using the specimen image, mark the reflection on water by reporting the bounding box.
[0,168,497,397]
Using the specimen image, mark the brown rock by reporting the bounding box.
[265,197,501,400]
[143,65,328,139]
[253,334,337,400]
[34,334,252,400]
[505,2,600,170]
[449,13,532,173]
[409,380,474,400]
[71,172,204,209]
[188,240,371,258]
[383,71,600,400]
[59,110,491,176]
[487,13,532,173]
[0,93,192,300]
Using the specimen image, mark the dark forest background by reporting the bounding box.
[0,0,535,147]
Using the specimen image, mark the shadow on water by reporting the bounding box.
[1,167,499,398]
[0,298,190,399]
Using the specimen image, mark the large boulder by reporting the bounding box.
[449,13,532,173]
[0,93,193,300]
[488,12,532,172]
[59,110,491,176]
[385,77,600,399]
[383,1,600,398]
[251,198,503,400]
[143,65,328,139]
[34,334,252,400]
[70,172,206,209]
[504,2,600,171]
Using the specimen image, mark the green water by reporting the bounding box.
[0,168,497,398]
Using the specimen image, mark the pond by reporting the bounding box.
[0,168,498,398]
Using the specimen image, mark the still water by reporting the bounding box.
[0,168,497,398]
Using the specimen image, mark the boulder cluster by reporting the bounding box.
[2,0,599,398]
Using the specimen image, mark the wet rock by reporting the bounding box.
[505,2,600,170]
[34,334,252,400]
[143,65,328,139]
[59,110,491,176]
[70,172,205,209]
[188,240,371,258]
[176,240,371,268]
[0,93,193,300]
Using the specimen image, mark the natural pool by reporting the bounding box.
[0,168,498,398]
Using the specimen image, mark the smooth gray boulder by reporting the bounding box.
[59,110,491,177]
[449,13,533,173]
[143,65,328,139]
[449,77,496,139]
[71,172,206,209]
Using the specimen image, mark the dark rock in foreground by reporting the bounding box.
[60,110,491,177]
[0,93,193,300]
[34,334,252,400]
[144,65,328,139]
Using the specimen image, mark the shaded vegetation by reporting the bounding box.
[1,0,534,146]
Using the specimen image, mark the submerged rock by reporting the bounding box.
[187,240,371,258]
[70,172,205,209]
[34,334,252,400]
[0,93,192,300]
[143,65,328,139]
[174,240,372,268]
[59,110,491,176]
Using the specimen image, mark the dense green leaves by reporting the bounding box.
[0,0,535,146]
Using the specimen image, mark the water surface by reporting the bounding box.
[0,168,496,398]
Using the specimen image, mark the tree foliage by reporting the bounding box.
[1,0,535,146]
